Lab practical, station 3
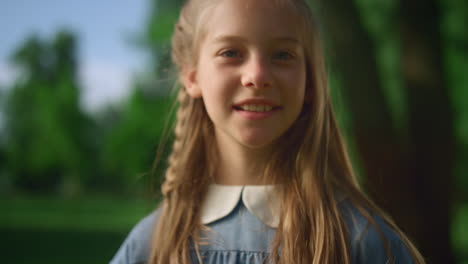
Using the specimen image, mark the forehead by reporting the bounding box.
[203,0,303,44]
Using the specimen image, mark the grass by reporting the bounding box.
[0,195,156,264]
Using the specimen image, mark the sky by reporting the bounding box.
[0,0,150,112]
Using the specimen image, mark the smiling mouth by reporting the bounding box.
[233,104,282,112]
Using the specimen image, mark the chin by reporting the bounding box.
[238,135,278,150]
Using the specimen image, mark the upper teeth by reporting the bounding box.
[239,104,273,112]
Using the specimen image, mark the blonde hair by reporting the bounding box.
[150,0,425,263]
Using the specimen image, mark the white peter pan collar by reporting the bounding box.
[201,184,280,228]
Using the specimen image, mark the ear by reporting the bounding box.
[182,69,202,98]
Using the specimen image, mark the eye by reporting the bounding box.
[221,49,241,58]
[273,51,294,60]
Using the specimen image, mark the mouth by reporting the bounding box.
[232,104,281,112]
[232,99,282,113]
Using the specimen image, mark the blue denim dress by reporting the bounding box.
[110,188,414,264]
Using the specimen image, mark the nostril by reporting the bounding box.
[243,82,270,89]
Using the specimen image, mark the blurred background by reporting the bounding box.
[0,0,466,263]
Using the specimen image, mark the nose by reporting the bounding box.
[241,55,273,90]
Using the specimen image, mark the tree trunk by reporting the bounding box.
[400,0,455,262]
[317,0,455,262]
[318,0,419,218]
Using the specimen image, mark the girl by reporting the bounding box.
[111,0,425,263]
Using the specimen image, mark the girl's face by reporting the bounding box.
[184,0,306,150]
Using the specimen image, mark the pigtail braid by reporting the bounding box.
[151,86,213,263]
[161,89,191,197]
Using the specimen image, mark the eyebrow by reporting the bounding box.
[212,35,300,45]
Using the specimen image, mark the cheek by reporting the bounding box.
[281,66,306,99]
[202,72,237,104]
[201,82,233,120]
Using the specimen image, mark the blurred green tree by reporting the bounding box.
[3,30,94,195]
[98,0,183,195]
[99,85,173,194]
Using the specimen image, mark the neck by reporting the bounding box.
[213,131,273,185]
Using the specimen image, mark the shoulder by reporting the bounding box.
[109,209,161,264]
[339,200,415,264]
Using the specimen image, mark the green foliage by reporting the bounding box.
[442,7,468,262]
[353,0,408,135]
[453,203,468,262]
[92,0,184,194]
[99,86,175,194]
[146,0,186,43]
[147,11,179,46]
[0,0,184,196]
[3,30,93,195]
[144,0,185,67]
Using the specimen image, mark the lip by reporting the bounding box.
[232,98,282,120]
[234,108,279,120]
[232,98,281,107]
